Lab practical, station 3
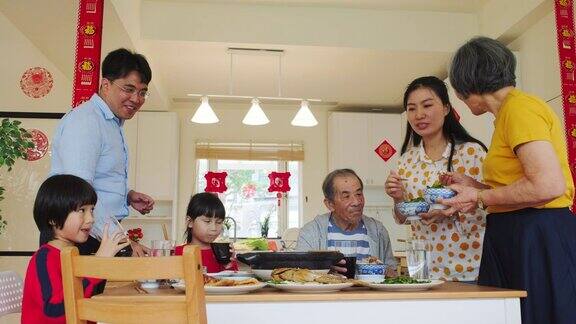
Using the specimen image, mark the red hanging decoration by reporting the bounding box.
[72,0,104,107]
[374,139,397,162]
[268,172,291,206]
[554,0,576,210]
[204,171,228,193]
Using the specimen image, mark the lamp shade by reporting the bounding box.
[242,98,269,125]
[191,96,219,124]
[291,100,318,127]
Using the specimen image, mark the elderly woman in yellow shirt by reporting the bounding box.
[441,36,576,324]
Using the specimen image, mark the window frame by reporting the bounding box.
[196,159,301,238]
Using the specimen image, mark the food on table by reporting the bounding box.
[428,181,444,189]
[270,268,348,284]
[381,276,431,284]
[203,274,260,287]
[234,238,269,252]
[359,256,383,264]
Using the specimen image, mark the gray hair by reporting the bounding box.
[322,169,363,201]
[449,36,516,97]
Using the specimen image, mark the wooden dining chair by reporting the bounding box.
[61,245,207,324]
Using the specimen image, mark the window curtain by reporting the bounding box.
[195,141,304,161]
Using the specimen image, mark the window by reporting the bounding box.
[196,159,301,238]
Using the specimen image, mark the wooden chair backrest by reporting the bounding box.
[61,245,207,324]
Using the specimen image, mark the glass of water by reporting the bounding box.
[406,239,431,280]
[150,240,175,257]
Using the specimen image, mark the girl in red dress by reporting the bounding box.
[174,192,237,273]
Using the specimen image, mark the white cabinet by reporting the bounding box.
[328,112,403,187]
[134,112,179,200]
[123,112,179,244]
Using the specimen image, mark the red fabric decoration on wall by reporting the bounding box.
[204,171,228,193]
[25,129,49,161]
[72,0,104,107]
[374,139,397,162]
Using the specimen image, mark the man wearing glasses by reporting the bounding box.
[50,48,154,256]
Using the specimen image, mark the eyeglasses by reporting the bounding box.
[110,80,149,99]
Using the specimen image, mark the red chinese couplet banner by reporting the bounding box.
[72,0,104,108]
[554,0,576,209]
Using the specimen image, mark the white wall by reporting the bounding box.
[509,12,563,119]
[0,11,71,112]
[173,102,330,236]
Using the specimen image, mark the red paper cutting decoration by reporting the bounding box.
[242,183,257,199]
[204,171,228,193]
[25,129,49,162]
[268,172,291,193]
[374,139,397,162]
[20,67,53,99]
[268,172,291,206]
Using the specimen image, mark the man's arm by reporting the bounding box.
[127,190,154,214]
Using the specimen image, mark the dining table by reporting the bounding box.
[96,281,526,324]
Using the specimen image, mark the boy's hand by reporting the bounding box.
[131,241,150,257]
[95,223,130,257]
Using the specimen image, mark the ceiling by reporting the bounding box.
[0,0,548,111]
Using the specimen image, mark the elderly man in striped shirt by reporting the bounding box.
[297,169,396,276]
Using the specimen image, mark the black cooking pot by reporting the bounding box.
[236,251,344,270]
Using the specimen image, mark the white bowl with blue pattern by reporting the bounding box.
[424,187,456,210]
[396,201,430,220]
[356,263,386,283]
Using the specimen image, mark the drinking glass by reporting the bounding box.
[328,240,358,279]
[89,214,132,257]
[211,242,233,264]
[150,240,175,257]
[406,239,431,280]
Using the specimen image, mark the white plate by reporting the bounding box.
[368,279,444,291]
[268,282,353,293]
[172,282,267,295]
[405,215,421,221]
[209,270,255,278]
[252,269,330,281]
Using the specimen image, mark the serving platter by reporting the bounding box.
[268,282,353,293]
[172,281,267,295]
[367,279,444,291]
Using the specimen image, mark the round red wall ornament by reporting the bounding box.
[20,67,54,98]
[25,129,49,161]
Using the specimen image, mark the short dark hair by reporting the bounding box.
[34,175,97,245]
[449,36,516,97]
[322,169,363,201]
[184,192,226,243]
[102,48,152,84]
[401,76,487,171]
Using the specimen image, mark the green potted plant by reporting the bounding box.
[0,118,34,236]
[260,214,270,238]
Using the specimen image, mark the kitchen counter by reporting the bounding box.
[99,282,525,324]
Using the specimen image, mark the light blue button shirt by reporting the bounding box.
[50,94,130,233]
